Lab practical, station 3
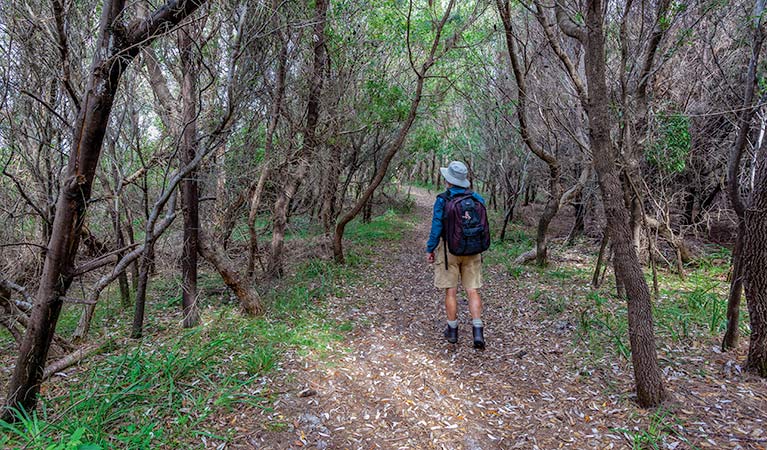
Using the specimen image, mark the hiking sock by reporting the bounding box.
[472,318,483,328]
[447,320,458,329]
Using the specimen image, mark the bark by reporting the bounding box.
[722,221,745,351]
[179,24,200,329]
[43,342,110,380]
[743,147,767,376]
[267,0,328,277]
[582,0,667,407]
[722,0,766,351]
[73,197,178,341]
[4,0,208,419]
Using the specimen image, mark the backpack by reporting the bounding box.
[438,190,491,267]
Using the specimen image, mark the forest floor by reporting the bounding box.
[2,186,767,449]
[228,187,767,450]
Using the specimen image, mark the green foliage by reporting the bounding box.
[647,113,691,173]
[577,291,631,360]
[363,79,411,124]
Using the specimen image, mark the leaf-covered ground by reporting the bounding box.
[231,187,767,450]
[2,186,766,449]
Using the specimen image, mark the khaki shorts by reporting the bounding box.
[434,242,483,289]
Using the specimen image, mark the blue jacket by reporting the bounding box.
[426,187,486,253]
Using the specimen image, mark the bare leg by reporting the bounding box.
[445,287,458,321]
[466,288,482,320]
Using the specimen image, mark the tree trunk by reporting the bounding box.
[567,191,586,246]
[3,0,208,419]
[333,0,460,263]
[722,0,765,351]
[743,148,767,376]
[496,0,563,266]
[199,234,262,315]
[592,232,609,288]
[267,0,328,277]
[722,221,745,351]
[179,24,200,329]
[131,252,153,339]
[583,0,667,407]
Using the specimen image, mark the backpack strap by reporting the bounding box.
[437,191,450,270]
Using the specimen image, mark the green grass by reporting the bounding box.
[346,208,414,242]
[484,222,534,269]
[614,408,697,450]
[574,249,734,364]
[1,204,415,449]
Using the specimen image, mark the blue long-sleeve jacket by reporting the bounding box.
[426,187,486,253]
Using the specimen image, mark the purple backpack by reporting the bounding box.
[438,190,491,268]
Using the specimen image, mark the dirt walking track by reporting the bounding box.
[232,187,767,450]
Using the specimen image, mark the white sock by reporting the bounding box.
[447,320,458,328]
[472,318,483,328]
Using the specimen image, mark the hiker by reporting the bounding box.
[426,161,490,349]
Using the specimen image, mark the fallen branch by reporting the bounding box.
[43,341,112,380]
[514,249,538,265]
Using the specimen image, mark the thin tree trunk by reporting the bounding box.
[496,0,562,267]
[567,191,586,246]
[267,0,328,277]
[199,234,262,315]
[592,232,609,288]
[582,0,667,407]
[333,0,461,263]
[723,222,745,350]
[179,24,200,329]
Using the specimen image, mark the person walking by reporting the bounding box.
[426,161,489,349]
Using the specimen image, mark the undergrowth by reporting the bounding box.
[574,246,735,366]
[0,204,413,450]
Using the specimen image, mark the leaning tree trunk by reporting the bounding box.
[583,0,667,407]
[743,148,767,376]
[3,0,207,419]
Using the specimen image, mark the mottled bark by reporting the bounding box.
[743,149,767,376]
[582,0,667,407]
[199,234,262,315]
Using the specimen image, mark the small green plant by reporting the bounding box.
[646,113,691,173]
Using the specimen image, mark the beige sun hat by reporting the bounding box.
[440,161,470,188]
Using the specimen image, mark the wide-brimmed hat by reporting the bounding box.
[440,161,470,188]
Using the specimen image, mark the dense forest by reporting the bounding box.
[1,0,766,448]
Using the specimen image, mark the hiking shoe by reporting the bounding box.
[472,326,485,350]
[444,325,458,344]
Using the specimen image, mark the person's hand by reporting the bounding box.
[426,252,435,264]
